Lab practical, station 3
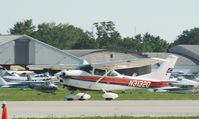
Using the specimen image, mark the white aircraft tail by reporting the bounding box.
[138,55,178,81]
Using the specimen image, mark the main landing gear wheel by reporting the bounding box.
[102,92,118,100]
[65,93,91,101]
[65,94,76,101]
[76,93,91,100]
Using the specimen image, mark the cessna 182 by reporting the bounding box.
[57,55,178,100]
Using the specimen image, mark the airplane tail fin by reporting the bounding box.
[139,55,178,81]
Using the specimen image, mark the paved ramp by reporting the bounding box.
[2,101,199,117]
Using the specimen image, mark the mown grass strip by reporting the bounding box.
[1,88,199,101]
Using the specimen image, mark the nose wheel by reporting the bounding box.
[65,93,76,101]
[65,92,91,101]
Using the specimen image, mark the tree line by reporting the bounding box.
[7,19,199,52]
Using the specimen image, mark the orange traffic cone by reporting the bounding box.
[1,102,8,119]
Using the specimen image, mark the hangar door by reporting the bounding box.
[15,39,29,65]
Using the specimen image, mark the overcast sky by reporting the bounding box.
[0,0,198,42]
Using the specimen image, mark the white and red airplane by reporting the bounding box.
[56,55,178,100]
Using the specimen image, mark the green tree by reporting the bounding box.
[173,27,199,45]
[93,21,122,49]
[9,19,35,36]
[33,23,91,49]
[120,37,140,51]
[133,33,169,52]
[72,31,98,49]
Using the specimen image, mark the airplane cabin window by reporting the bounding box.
[94,69,106,76]
[107,71,118,77]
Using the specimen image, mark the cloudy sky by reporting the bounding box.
[0,0,198,42]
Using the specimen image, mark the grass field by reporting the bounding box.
[1,88,199,101]
[13,116,199,119]
[1,88,199,119]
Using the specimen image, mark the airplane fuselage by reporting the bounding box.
[62,75,168,91]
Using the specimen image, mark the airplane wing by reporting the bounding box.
[156,86,181,90]
[21,80,53,84]
[148,86,181,93]
[27,57,160,70]
[152,85,199,94]
[27,64,89,69]
[90,58,160,70]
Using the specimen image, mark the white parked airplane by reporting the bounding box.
[0,76,58,94]
[57,55,178,100]
[150,76,199,94]
[0,70,58,83]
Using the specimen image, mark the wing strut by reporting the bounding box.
[89,69,114,93]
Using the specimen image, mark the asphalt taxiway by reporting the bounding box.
[2,100,199,117]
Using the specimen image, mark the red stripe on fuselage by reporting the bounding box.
[73,76,129,85]
[71,76,168,88]
[150,82,169,87]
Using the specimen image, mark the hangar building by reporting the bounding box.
[143,45,199,73]
[169,45,199,64]
[0,35,85,69]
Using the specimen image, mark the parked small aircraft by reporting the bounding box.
[0,76,58,94]
[57,55,178,100]
[29,81,58,94]
[0,70,58,83]
[0,76,29,88]
[149,77,199,93]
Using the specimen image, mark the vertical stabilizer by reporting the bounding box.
[139,55,178,81]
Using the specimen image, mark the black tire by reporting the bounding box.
[66,98,74,101]
[105,98,113,100]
